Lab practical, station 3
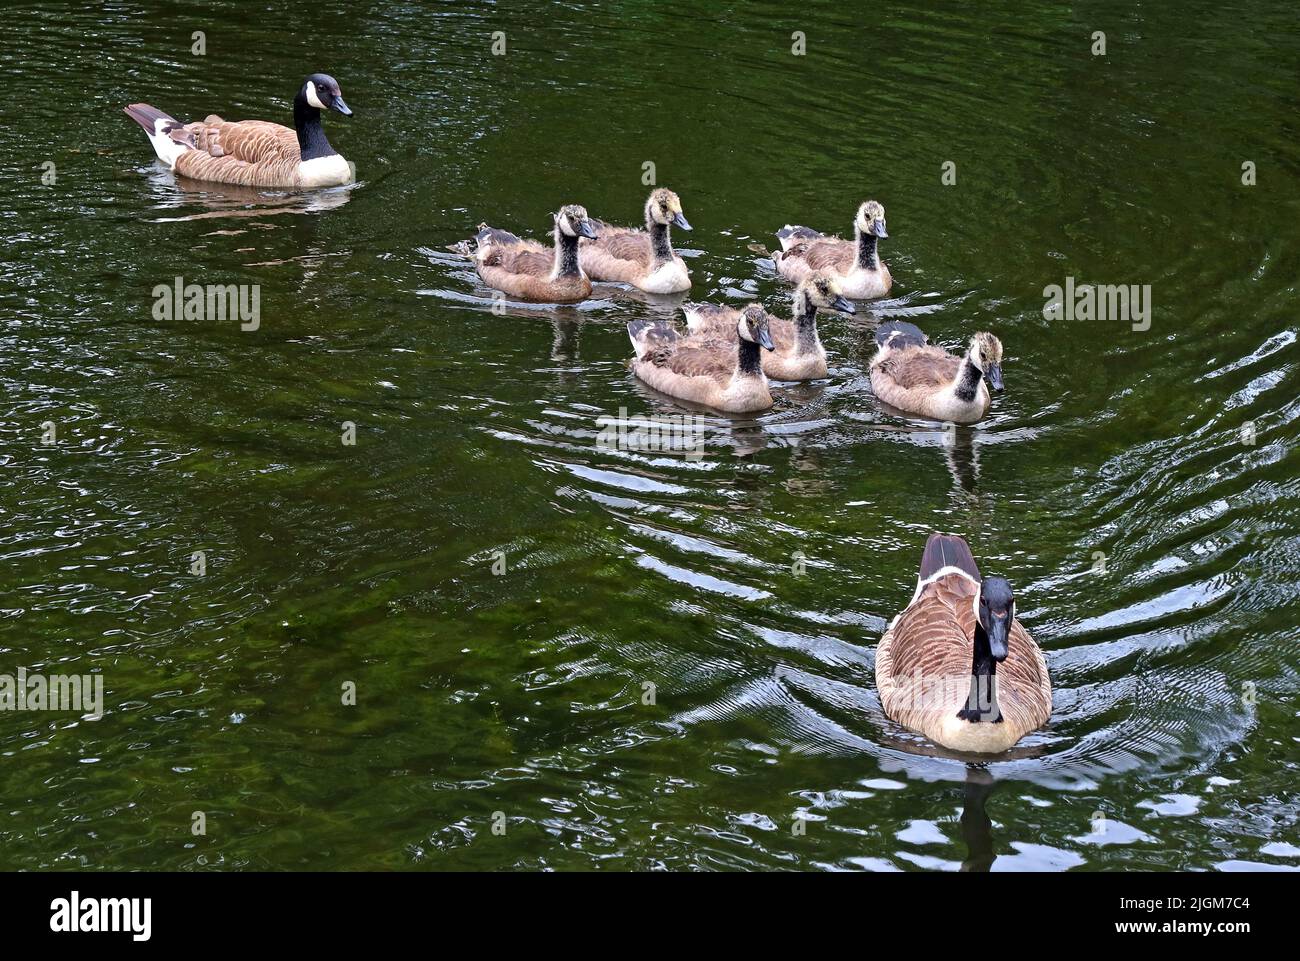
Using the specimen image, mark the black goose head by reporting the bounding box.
[738,305,775,351]
[299,73,352,116]
[977,576,1015,661]
[555,204,598,240]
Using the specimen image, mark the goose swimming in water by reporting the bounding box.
[627,305,776,413]
[580,188,693,293]
[876,533,1051,753]
[870,322,1005,424]
[124,74,355,190]
[454,205,600,304]
[773,200,892,299]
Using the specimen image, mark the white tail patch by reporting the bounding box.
[146,118,188,168]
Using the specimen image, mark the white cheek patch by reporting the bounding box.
[736,318,754,343]
[306,81,326,109]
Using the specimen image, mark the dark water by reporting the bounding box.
[2,0,1298,870]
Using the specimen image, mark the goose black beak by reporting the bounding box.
[757,327,775,351]
[987,613,1010,662]
[578,220,599,240]
[672,212,692,231]
[330,96,353,117]
[832,295,856,314]
[986,363,1004,391]
[870,218,888,239]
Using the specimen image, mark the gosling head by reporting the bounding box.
[977,576,1015,662]
[801,274,856,315]
[737,304,775,351]
[647,188,691,231]
[855,200,888,239]
[556,204,598,240]
[968,331,1005,391]
[300,74,352,116]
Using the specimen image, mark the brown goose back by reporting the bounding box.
[877,573,1051,750]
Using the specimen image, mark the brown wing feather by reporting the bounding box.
[591,232,652,267]
[788,239,855,273]
[486,246,552,278]
[877,345,961,389]
[171,117,302,187]
[475,238,589,302]
[648,344,732,387]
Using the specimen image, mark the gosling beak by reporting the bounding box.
[985,363,1004,391]
[870,218,888,239]
[672,212,692,231]
[987,613,1010,662]
[330,96,353,117]
[579,220,599,240]
[831,295,856,314]
[757,327,775,351]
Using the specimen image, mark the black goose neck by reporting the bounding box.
[737,337,763,376]
[293,95,336,161]
[954,355,983,403]
[856,228,879,271]
[972,623,998,678]
[649,221,673,263]
[554,228,582,277]
[793,292,821,354]
[964,624,1001,721]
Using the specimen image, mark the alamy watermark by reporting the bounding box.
[152,276,260,331]
[596,408,706,460]
[1043,276,1150,331]
[0,667,103,720]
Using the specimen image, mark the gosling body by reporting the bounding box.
[627,306,776,413]
[457,205,598,303]
[870,323,1004,424]
[774,200,892,299]
[581,188,692,293]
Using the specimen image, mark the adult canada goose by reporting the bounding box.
[870,322,1004,424]
[580,188,692,293]
[773,200,892,299]
[627,305,776,413]
[876,533,1051,753]
[681,274,856,381]
[455,205,599,303]
[123,74,354,190]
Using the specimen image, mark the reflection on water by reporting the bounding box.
[143,165,356,221]
[0,0,1298,870]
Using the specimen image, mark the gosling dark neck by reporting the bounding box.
[855,227,880,271]
[293,96,336,161]
[648,221,674,264]
[793,291,821,355]
[953,355,984,403]
[553,227,582,278]
[737,337,763,377]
